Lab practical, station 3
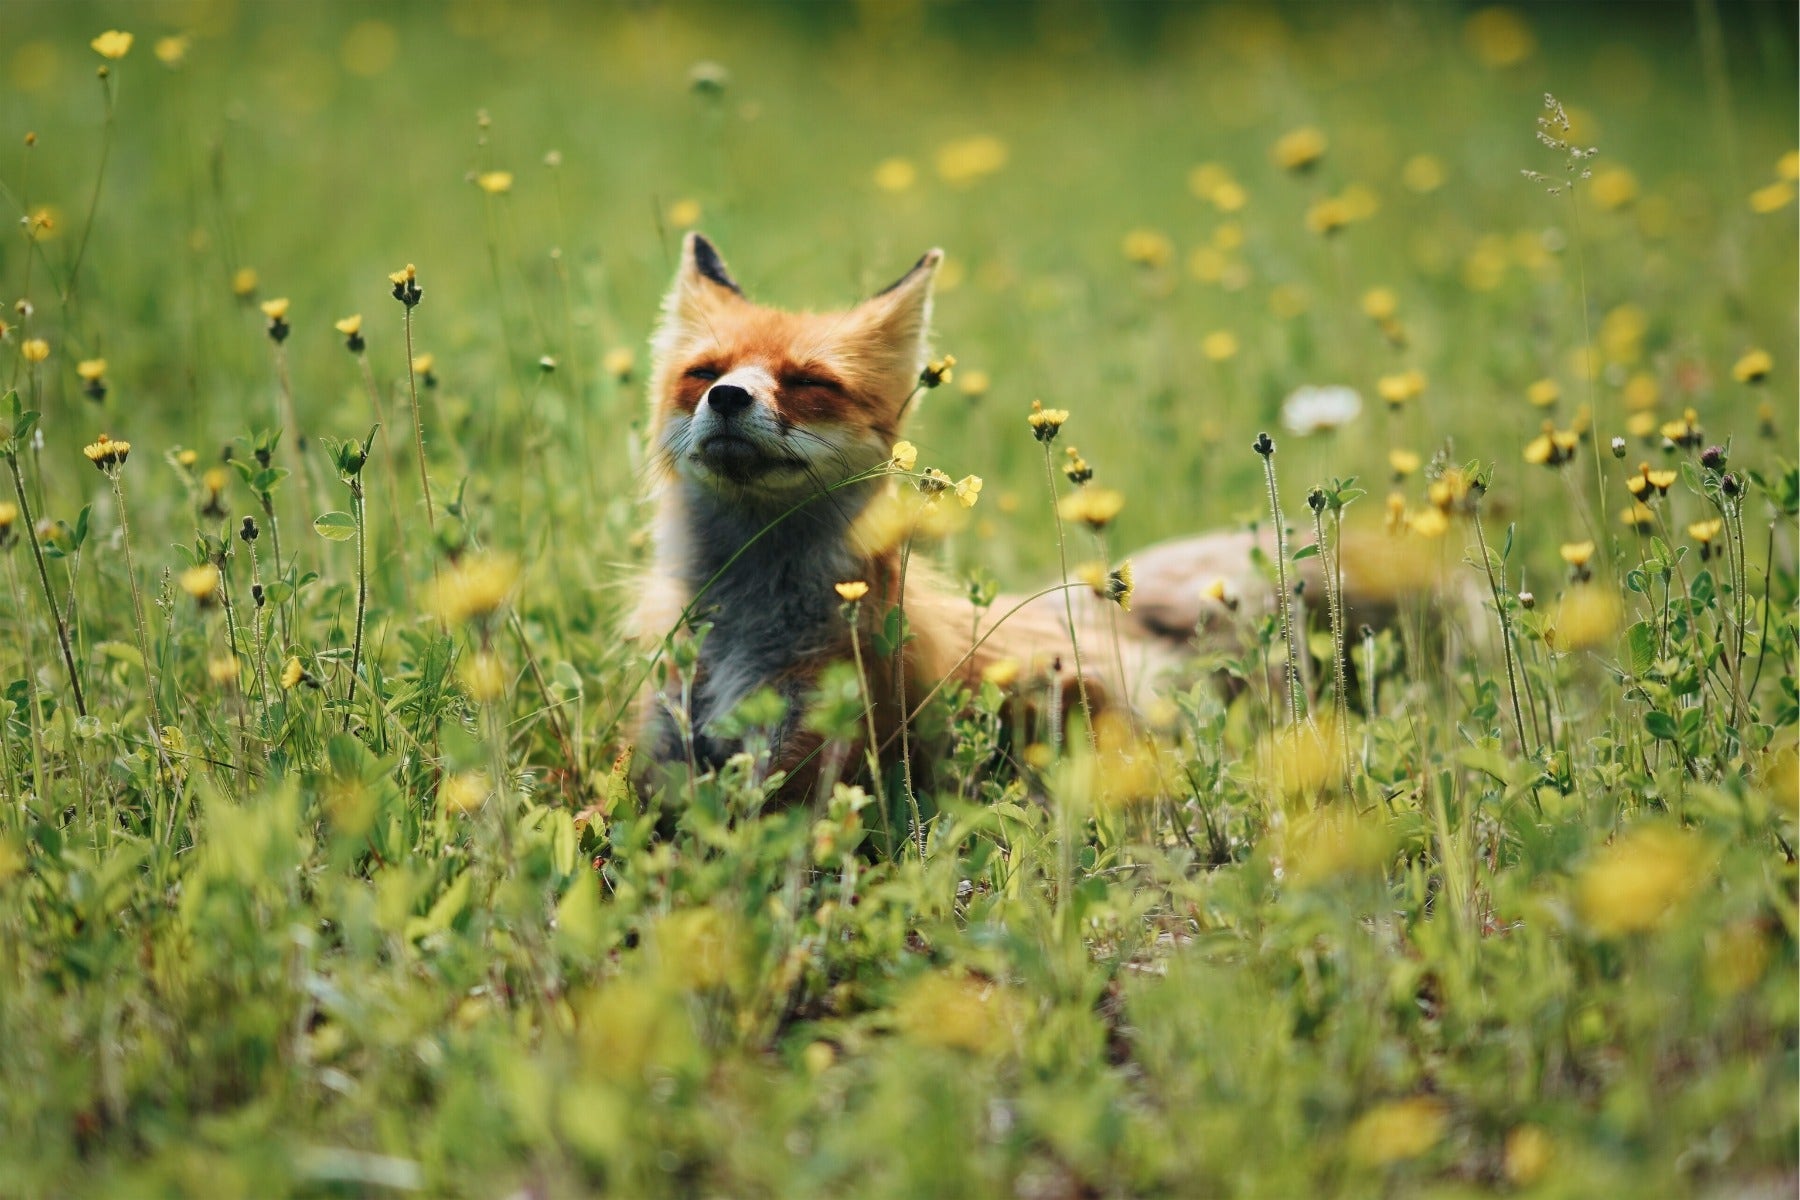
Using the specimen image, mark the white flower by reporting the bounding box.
[1281,385,1363,435]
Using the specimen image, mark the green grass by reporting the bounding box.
[0,3,1796,1196]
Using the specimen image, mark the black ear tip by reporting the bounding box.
[873,248,946,299]
[685,232,742,295]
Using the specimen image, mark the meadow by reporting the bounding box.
[0,1,1796,1195]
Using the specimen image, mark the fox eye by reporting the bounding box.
[684,366,721,382]
[784,374,841,393]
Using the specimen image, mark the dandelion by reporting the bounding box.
[1028,400,1068,444]
[1058,486,1125,530]
[82,433,130,472]
[206,656,240,688]
[920,355,955,388]
[1659,408,1702,448]
[1525,378,1561,408]
[1781,150,1800,181]
[90,30,134,60]
[1625,411,1658,440]
[439,770,490,814]
[1504,1127,1553,1186]
[953,474,983,508]
[935,135,1008,185]
[1281,385,1362,435]
[1688,518,1723,559]
[1401,154,1446,193]
[1200,331,1239,362]
[1620,501,1654,528]
[389,263,422,308]
[231,267,258,298]
[957,369,990,398]
[1122,228,1174,268]
[981,658,1020,688]
[179,563,221,605]
[1524,421,1580,467]
[1576,825,1705,936]
[1062,447,1093,485]
[1465,5,1535,66]
[1203,577,1237,612]
[1732,348,1772,384]
[1588,165,1638,210]
[666,199,701,228]
[1272,126,1327,173]
[335,314,365,353]
[1749,181,1794,214]
[412,353,437,386]
[603,347,635,381]
[1388,449,1421,478]
[1411,507,1450,538]
[475,170,513,195]
[834,580,869,603]
[154,35,189,67]
[1303,197,1351,236]
[459,651,507,702]
[1361,287,1399,321]
[428,553,519,625]
[872,157,916,192]
[75,358,108,402]
[281,656,305,690]
[1377,369,1425,407]
[0,502,16,548]
[20,339,49,364]
[260,297,291,342]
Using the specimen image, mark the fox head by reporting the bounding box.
[648,233,942,507]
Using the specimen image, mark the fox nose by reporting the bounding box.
[705,384,754,417]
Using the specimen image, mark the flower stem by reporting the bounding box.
[7,455,84,715]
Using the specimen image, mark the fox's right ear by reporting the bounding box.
[655,232,744,355]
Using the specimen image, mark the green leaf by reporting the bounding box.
[1644,710,1679,741]
[313,511,357,541]
[1625,621,1656,677]
[1292,544,1320,561]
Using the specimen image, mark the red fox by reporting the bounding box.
[633,234,1406,800]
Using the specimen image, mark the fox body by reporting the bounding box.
[633,234,1395,799]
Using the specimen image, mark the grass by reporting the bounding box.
[0,3,1796,1196]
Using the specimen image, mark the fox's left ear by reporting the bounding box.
[657,232,745,341]
[845,248,944,386]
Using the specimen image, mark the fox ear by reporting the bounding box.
[844,248,944,388]
[680,232,743,297]
[656,232,744,351]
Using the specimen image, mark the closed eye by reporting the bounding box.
[784,374,842,393]
[684,366,721,382]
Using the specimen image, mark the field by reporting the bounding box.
[0,2,1796,1196]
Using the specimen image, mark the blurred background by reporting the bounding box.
[0,0,1794,577]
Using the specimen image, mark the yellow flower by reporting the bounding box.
[206,655,239,687]
[954,474,983,508]
[895,971,1016,1054]
[411,353,435,376]
[1377,369,1425,406]
[459,651,507,702]
[1646,467,1677,493]
[1186,162,1235,203]
[1361,287,1398,320]
[981,658,1020,688]
[1464,5,1536,66]
[1625,411,1658,439]
[603,347,635,381]
[1620,501,1654,528]
[920,355,955,388]
[1577,825,1706,936]
[179,563,220,603]
[428,553,519,624]
[76,358,106,382]
[1622,371,1659,410]
[1401,153,1445,193]
[1588,165,1638,211]
[1027,400,1069,443]
[1732,348,1772,383]
[1687,518,1723,544]
[833,580,869,602]
[83,434,130,470]
[1122,228,1174,268]
[889,440,918,471]
[1523,422,1580,467]
[1410,507,1450,538]
[1780,150,1800,181]
[335,314,363,337]
[176,448,198,468]
[1272,125,1327,172]
[388,263,416,286]
[231,267,258,297]
[476,170,513,195]
[1347,1097,1447,1167]
[1058,486,1125,530]
[1559,541,1594,567]
[259,297,290,321]
[872,157,916,192]
[281,656,304,690]
[1210,181,1247,212]
[1525,378,1560,408]
[1504,1126,1553,1186]
[1201,331,1239,363]
[1548,585,1621,651]
[1388,449,1421,478]
[1304,197,1351,236]
[154,35,189,67]
[0,502,18,544]
[439,771,490,815]
[958,369,990,398]
[1749,181,1795,214]
[20,339,49,364]
[666,199,701,227]
[935,135,1008,186]
[90,30,134,60]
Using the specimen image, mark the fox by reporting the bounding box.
[632,233,1406,802]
